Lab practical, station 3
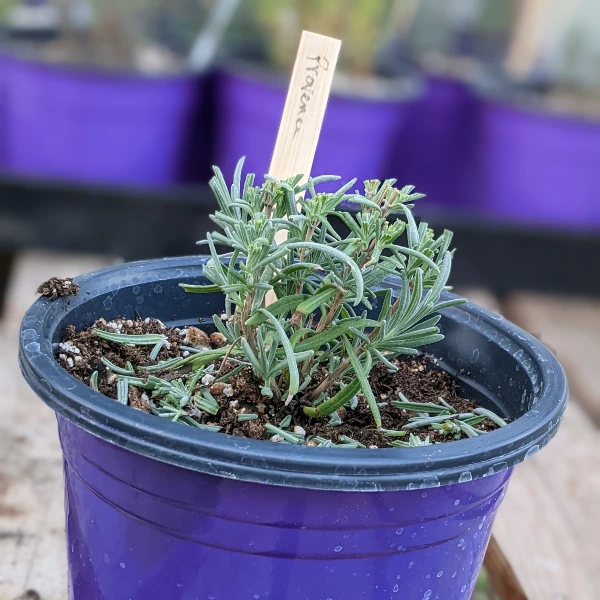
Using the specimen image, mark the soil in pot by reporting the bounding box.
[57,315,503,449]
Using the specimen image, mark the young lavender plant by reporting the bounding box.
[180,158,466,428]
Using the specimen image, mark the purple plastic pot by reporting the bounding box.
[389,76,480,211]
[0,53,18,168]
[478,99,600,228]
[215,67,418,188]
[20,256,567,599]
[2,54,208,187]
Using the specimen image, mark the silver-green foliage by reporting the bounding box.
[184,158,465,427]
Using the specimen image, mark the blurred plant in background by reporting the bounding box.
[0,0,215,72]
[226,0,419,78]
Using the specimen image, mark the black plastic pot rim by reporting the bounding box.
[19,256,567,492]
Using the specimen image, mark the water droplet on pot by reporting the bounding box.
[103,297,113,310]
[408,561,414,569]
[525,444,540,459]
[454,499,460,505]
[393,584,399,592]
[177,584,183,588]
[334,546,342,552]
[423,590,432,600]
[421,492,427,498]
[24,342,40,354]
[103,554,110,564]
[458,471,472,483]
[120,562,126,569]
[461,585,467,593]
[437,571,443,577]
[154,284,163,293]
[396,528,403,535]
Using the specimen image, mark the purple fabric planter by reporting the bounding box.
[389,76,480,211]
[60,415,510,600]
[2,54,207,187]
[215,68,416,189]
[20,256,567,599]
[478,99,600,228]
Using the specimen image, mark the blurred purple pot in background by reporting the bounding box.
[388,75,480,212]
[478,99,600,228]
[214,66,418,188]
[1,54,210,188]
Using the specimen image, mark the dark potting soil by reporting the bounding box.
[59,317,500,448]
[37,277,79,300]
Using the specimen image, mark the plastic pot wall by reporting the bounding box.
[477,99,600,228]
[2,54,208,188]
[19,257,567,600]
[214,68,415,189]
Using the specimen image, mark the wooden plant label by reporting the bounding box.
[268,31,341,186]
[265,31,341,305]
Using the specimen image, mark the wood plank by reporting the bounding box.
[483,537,527,600]
[486,294,600,600]
[0,332,67,600]
[488,400,600,600]
[504,292,600,426]
[0,251,115,600]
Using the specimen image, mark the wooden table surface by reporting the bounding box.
[1,253,599,600]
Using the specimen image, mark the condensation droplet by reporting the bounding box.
[437,571,443,578]
[24,342,40,354]
[103,554,110,564]
[334,546,343,553]
[458,471,472,483]
[525,444,540,459]
[393,584,399,592]
[454,499,460,505]
[461,585,467,593]
[120,562,126,569]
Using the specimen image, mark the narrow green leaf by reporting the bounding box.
[245,294,308,326]
[294,318,379,353]
[179,283,222,293]
[295,287,338,316]
[342,337,381,427]
[93,329,165,346]
[304,378,362,418]
[285,241,364,304]
[257,309,299,398]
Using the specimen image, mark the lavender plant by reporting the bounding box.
[179,158,465,428]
